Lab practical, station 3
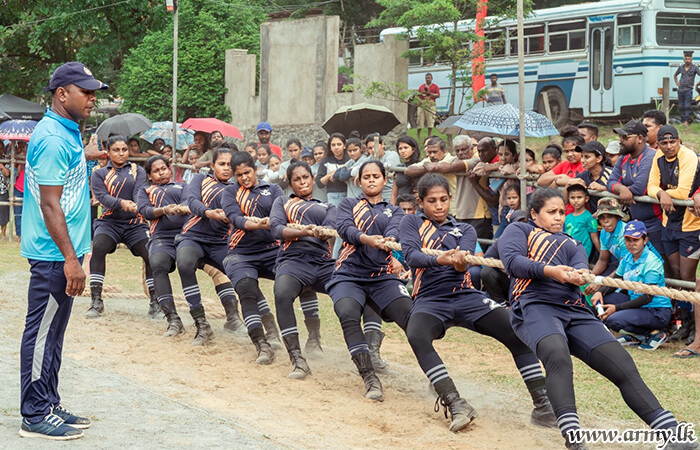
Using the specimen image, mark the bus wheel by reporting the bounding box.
[536,88,569,129]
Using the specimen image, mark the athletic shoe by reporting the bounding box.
[52,405,91,429]
[639,331,667,351]
[617,334,642,347]
[18,413,83,440]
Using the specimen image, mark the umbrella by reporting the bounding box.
[0,107,10,122]
[96,113,152,140]
[180,118,243,140]
[322,102,401,137]
[436,115,471,136]
[141,121,194,150]
[0,94,45,121]
[0,119,38,141]
[452,103,559,138]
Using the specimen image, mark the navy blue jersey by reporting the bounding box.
[270,195,336,262]
[91,162,146,225]
[499,221,589,308]
[136,182,189,240]
[332,196,404,281]
[222,180,284,255]
[399,214,479,301]
[180,173,230,244]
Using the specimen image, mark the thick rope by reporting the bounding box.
[244,216,700,304]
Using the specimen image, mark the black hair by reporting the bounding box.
[144,155,170,175]
[559,125,580,138]
[107,135,128,150]
[346,138,363,149]
[525,148,536,161]
[396,135,421,164]
[577,122,599,137]
[153,137,165,144]
[313,141,328,152]
[417,173,451,200]
[542,144,562,160]
[245,141,258,150]
[256,144,271,155]
[286,138,302,149]
[128,137,139,145]
[286,160,313,181]
[358,160,386,179]
[364,133,384,145]
[397,193,418,207]
[642,109,667,126]
[566,183,589,196]
[211,130,223,139]
[219,142,231,150]
[268,154,281,163]
[194,131,210,151]
[162,144,173,152]
[231,151,256,172]
[529,187,565,215]
[498,139,518,159]
[327,132,346,150]
[212,146,234,164]
[348,130,361,140]
[504,184,520,197]
[562,134,585,149]
[426,136,446,150]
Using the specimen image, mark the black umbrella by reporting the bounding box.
[436,115,471,136]
[0,94,45,121]
[96,113,153,140]
[322,102,400,137]
[0,107,10,122]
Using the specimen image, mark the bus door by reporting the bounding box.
[589,19,614,113]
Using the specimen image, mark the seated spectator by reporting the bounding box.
[494,183,521,238]
[537,134,585,187]
[590,198,628,280]
[593,220,672,351]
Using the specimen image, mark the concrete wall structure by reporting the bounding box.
[224,15,409,138]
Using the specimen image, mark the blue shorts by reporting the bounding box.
[411,291,502,336]
[93,219,148,251]
[327,278,411,315]
[223,247,277,288]
[275,257,334,294]
[662,228,700,259]
[147,236,177,261]
[175,236,228,271]
[510,301,617,360]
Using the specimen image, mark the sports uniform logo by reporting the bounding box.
[448,227,462,237]
[482,297,502,310]
[260,188,271,196]
[398,284,410,297]
[383,208,393,217]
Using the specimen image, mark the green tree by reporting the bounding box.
[369,0,523,117]
[118,0,266,122]
[0,0,169,99]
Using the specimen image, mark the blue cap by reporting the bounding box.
[624,220,647,238]
[301,146,313,158]
[45,62,109,92]
[256,122,272,133]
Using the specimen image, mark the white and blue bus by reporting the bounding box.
[380,0,699,127]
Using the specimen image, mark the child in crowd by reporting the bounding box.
[301,146,315,166]
[311,141,328,202]
[564,183,600,261]
[541,144,562,172]
[393,193,418,282]
[524,148,545,174]
[335,137,370,198]
[262,154,283,184]
[538,135,585,187]
[182,148,201,184]
[256,144,272,172]
[162,145,173,160]
[244,142,258,159]
[495,184,521,238]
[572,140,612,213]
[593,220,672,351]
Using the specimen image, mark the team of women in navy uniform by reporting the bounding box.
[92,145,695,449]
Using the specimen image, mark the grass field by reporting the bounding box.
[2,238,697,428]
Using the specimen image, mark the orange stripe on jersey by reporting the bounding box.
[412,267,426,298]
[335,243,356,270]
[182,216,202,234]
[454,270,473,292]
[351,200,378,232]
[418,220,445,250]
[229,228,246,249]
[149,218,159,235]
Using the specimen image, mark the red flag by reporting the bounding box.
[472,0,488,102]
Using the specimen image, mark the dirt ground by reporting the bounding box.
[0,266,657,449]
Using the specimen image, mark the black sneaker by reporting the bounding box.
[18,413,83,440]
[52,405,91,429]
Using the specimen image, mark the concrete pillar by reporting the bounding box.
[224,49,259,129]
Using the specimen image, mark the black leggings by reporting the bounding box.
[536,335,663,423]
[149,251,175,302]
[235,277,268,331]
[481,267,510,305]
[334,296,411,355]
[90,234,152,280]
[176,245,204,309]
[274,274,304,337]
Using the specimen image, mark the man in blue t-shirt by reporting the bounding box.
[19,62,108,440]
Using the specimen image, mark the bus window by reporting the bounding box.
[548,20,586,53]
[665,0,700,8]
[657,13,700,46]
[617,14,641,47]
[510,24,545,56]
[485,30,506,58]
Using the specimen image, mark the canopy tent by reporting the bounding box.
[0,94,45,121]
